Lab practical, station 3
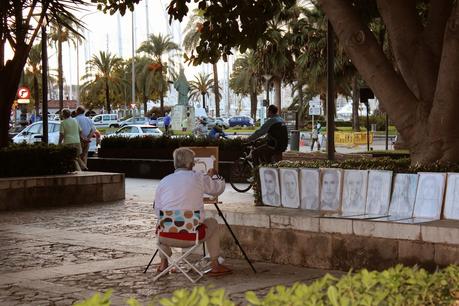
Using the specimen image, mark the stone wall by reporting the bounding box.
[207,204,459,271]
[0,172,125,210]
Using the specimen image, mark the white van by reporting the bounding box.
[92,114,119,128]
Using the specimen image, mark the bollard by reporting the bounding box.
[290,130,300,151]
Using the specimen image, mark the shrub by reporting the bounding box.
[0,143,76,177]
[99,136,246,160]
[76,265,459,305]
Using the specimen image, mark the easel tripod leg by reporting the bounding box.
[144,249,159,273]
[214,203,256,273]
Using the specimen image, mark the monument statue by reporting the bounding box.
[174,68,190,106]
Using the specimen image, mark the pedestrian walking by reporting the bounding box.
[59,109,87,171]
[75,106,95,167]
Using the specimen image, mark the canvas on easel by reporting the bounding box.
[186,146,219,204]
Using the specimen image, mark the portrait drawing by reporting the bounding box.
[319,168,342,211]
[442,173,459,220]
[413,172,446,219]
[341,170,368,215]
[300,168,320,210]
[260,167,281,207]
[389,173,418,218]
[280,168,300,208]
[365,170,393,215]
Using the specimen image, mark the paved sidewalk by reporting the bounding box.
[0,178,334,305]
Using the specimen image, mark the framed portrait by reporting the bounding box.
[259,167,281,207]
[388,173,418,218]
[365,170,393,215]
[299,168,320,210]
[319,168,343,212]
[341,170,368,215]
[413,172,446,219]
[280,168,300,208]
[443,173,459,220]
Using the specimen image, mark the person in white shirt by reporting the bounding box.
[74,106,95,166]
[154,147,232,276]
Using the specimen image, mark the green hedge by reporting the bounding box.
[0,143,76,177]
[101,135,244,150]
[75,265,459,305]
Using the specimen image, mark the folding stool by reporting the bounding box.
[153,210,205,283]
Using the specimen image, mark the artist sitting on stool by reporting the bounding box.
[153,147,232,276]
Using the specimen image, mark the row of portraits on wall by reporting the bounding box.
[259,167,459,221]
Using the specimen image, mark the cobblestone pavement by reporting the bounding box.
[0,178,333,305]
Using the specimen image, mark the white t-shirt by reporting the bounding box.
[154,169,225,221]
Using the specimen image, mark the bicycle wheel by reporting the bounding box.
[229,158,254,192]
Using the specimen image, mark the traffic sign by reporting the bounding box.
[17,86,31,99]
[309,106,321,116]
[309,101,321,107]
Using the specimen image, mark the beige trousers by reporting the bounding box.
[158,218,220,260]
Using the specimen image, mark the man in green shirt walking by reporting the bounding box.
[59,109,87,171]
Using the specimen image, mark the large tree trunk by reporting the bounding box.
[0,55,29,148]
[352,75,360,131]
[202,93,206,111]
[160,91,164,115]
[318,0,458,164]
[273,77,281,112]
[212,62,220,117]
[250,77,257,121]
[58,29,64,112]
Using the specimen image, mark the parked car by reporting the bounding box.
[92,114,119,128]
[118,116,150,127]
[13,121,60,144]
[13,121,98,156]
[206,117,229,129]
[106,125,163,138]
[228,116,254,127]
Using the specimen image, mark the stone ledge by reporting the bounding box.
[207,203,459,246]
[0,172,125,210]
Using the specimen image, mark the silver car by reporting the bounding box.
[107,125,164,138]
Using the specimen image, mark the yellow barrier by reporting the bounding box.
[334,132,373,147]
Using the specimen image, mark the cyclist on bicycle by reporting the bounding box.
[246,104,288,164]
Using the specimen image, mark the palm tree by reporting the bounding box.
[229,52,262,120]
[49,14,83,112]
[82,51,124,113]
[24,44,42,116]
[189,73,220,111]
[137,33,179,114]
[183,10,222,117]
[254,20,295,111]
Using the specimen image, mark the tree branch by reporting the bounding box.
[428,2,459,161]
[318,0,420,145]
[425,0,453,59]
[24,0,38,34]
[377,0,422,98]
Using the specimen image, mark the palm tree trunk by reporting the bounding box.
[33,75,40,115]
[352,75,361,131]
[202,93,206,111]
[58,28,64,112]
[273,77,282,112]
[212,62,220,117]
[297,82,305,129]
[105,79,111,113]
[160,91,164,115]
[143,96,148,115]
[250,77,257,121]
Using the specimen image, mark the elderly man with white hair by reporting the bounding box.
[154,147,232,276]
